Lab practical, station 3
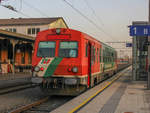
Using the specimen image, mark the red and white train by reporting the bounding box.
[32,28,118,95]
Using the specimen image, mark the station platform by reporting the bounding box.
[0,73,31,80]
[51,66,150,113]
[0,73,32,89]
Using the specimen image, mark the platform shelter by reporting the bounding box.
[132,21,148,81]
[0,29,34,74]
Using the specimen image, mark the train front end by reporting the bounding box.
[32,28,85,95]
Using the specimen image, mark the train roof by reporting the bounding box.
[81,30,116,51]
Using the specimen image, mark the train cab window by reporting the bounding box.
[37,41,56,57]
[59,42,78,58]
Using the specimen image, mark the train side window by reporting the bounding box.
[97,48,99,63]
[99,48,101,62]
[112,53,114,62]
[94,47,96,62]
[91,46,95,64]
[91,46,93,64]
[85,43,88,57]
[94,47,95,62]
[103,50,105,62]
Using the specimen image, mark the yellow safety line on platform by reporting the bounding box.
[69,73,123,113]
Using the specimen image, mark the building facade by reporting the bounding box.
[0,17,68,38]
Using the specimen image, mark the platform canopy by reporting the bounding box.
[0,29,34,42]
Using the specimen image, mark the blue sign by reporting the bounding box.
[129,25,150,36]
[126,43,132,47]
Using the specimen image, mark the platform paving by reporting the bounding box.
[50,67,150,113]
[0,73,32,89]
[0,73,31,80]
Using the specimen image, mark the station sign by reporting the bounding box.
[129,25,150,36]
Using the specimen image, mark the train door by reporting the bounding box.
[87,43,92,88]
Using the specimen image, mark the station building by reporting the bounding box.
[0,17,68,74]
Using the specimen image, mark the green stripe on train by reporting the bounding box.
[44,57,63,78]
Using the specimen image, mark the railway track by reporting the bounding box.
[9,97,49,113]
[0,83,38,95]
[9,96,73,113]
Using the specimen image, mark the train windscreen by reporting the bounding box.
[37,41,56,57]
[59,41,78,58]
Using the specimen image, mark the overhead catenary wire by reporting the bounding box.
[0,0,58,26]
[0,3,31,17]
[22,0,48,17]
[17,10,31,18]
[62,0,115,41]
[83,0,104,26]
[0,0,50,18]
[21,0,61,28]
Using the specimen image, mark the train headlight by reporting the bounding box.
[65,78,77,85]
[34,66,40,72]
[56,28,61,35]
[72,67,78,73]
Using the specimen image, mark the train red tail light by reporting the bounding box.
[40,67,44,71]
[68,67,72,72]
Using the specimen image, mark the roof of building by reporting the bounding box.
[0,17,68,27]
[132,21,148,25]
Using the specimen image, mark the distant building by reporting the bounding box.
[0,17,68,38]
[0,17,68,73]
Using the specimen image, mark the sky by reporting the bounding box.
[0,0,148,42]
